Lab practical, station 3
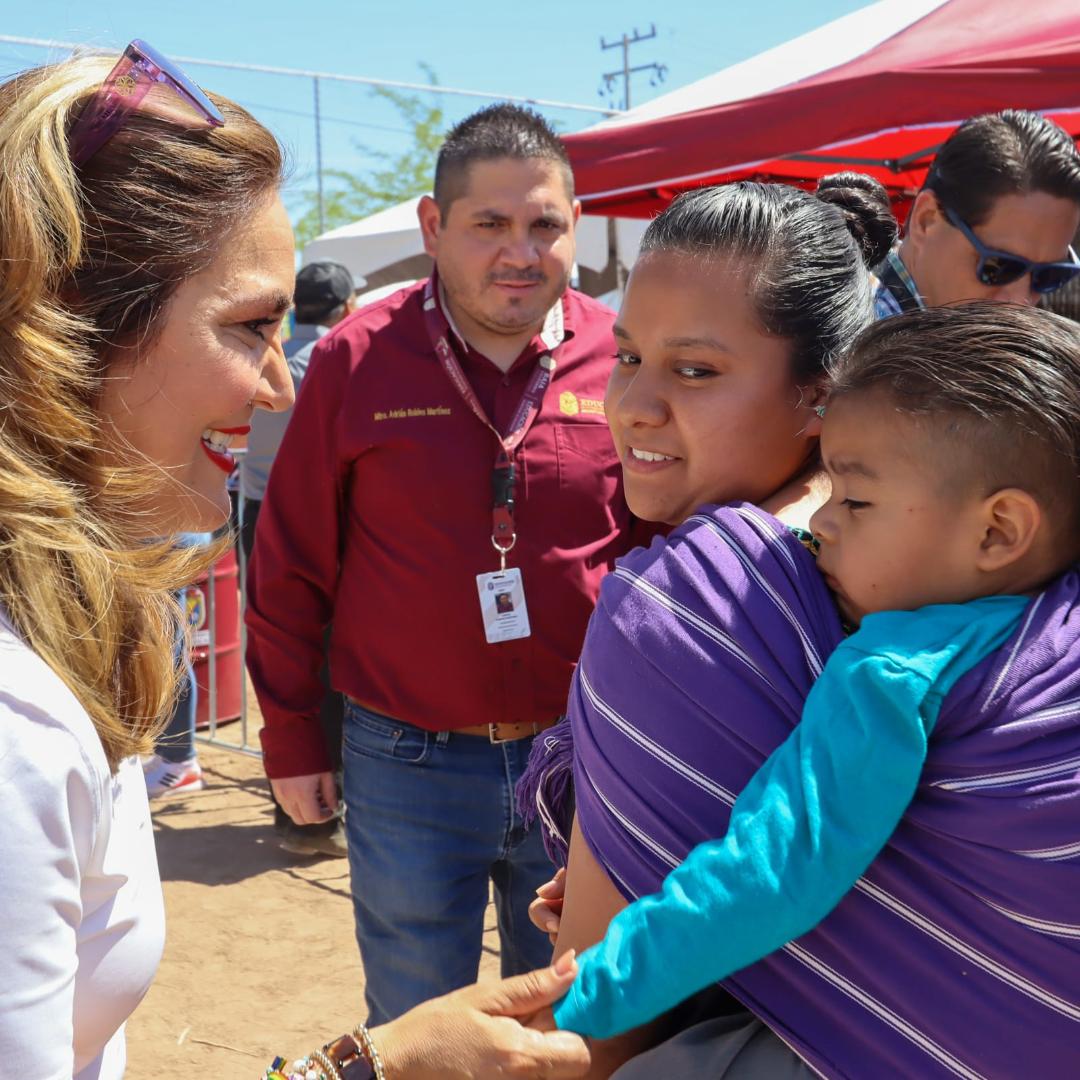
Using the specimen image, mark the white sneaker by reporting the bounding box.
[144,754,205,798]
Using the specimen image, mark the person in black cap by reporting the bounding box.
[240,259,360,857]
[240,260,359,552]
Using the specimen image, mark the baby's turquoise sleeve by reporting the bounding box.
[553,597,1027,1039]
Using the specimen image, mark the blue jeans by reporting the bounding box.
[158,537,212,763]
[157,650,197,763]
[342,701,555,1024]
[157,589,199,764]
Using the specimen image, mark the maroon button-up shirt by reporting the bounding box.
[247,278,637,778]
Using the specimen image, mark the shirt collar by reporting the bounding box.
[538,292,566,351]
[873,248,926,314]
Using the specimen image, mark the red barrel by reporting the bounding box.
[185,547,243,729]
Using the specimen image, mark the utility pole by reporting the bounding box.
[313,76,325,234]
[599,24,668,111]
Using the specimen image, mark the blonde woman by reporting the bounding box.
[0,43,588,1080]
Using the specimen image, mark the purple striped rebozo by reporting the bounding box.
[568,503,1080,1079]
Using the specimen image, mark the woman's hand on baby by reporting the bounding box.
[529,867,567,943]
[373,950,589,1079]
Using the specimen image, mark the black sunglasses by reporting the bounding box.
[941,204,1080,295]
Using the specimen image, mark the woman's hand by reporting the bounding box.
[270,772,337,825]
[373,951,590,1079]
[529,867,567,944]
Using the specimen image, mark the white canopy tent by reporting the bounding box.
[302,197,429,280]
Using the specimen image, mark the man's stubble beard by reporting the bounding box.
[448,267,571,338]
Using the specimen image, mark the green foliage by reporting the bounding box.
[291,64,445,249]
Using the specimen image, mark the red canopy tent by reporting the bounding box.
[566,0,1080,220]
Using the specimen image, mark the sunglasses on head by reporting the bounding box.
[940,203,1080,295]
[68,39,224,167]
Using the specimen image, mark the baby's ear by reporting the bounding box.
[975,488,1042,573]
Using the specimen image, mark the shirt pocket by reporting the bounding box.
[554,419,620,488]
[552,419,623,542]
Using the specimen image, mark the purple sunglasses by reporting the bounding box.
[69,39,224,167]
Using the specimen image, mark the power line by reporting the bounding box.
[234,98,414,136]
[0,35,625,117]
[2,33,627,238]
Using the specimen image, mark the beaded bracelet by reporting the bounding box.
[263,1025,385,1080]
[261,1051,341,1080]
[262,1054,334,1080]
[352,1024,387,1080]
[311,1048,344,1079]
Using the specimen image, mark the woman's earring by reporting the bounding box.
[814,404,827,419]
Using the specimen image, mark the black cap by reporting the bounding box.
[294,261,359,321]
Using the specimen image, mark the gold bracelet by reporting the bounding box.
[309,1047,344,1080]
[351,1024,387,1080]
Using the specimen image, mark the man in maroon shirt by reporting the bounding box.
[246,105,637,1024]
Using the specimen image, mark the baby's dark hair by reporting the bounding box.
[831,303,1080,549]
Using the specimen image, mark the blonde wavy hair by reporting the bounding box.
[0,53,284,769]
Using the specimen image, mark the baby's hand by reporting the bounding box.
[529,867,566,944]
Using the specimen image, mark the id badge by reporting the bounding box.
[476,567,531,644]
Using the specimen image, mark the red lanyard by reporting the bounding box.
[422,277,560,567]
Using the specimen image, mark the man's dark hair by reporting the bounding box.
[832,302,1080,548]
[433,103,573,215]
[922,110,1080,226]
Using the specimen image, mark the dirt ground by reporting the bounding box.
[126,699,502,1078]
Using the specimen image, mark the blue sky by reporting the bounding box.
[1,0,871,224]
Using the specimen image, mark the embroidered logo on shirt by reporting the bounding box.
[373,406,452,421]
[559,392,605,417]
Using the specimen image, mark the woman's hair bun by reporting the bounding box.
[815,172,897,269]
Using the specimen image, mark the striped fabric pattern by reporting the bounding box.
[569,503,1080,1077]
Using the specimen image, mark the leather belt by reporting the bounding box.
[454,718,559,744]
[344,698,557,745]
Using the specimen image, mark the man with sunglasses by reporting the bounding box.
[874,109,1080,318]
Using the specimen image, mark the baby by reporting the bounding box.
[547,301,1080,1037]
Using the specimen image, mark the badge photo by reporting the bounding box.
[476,568,531,644]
